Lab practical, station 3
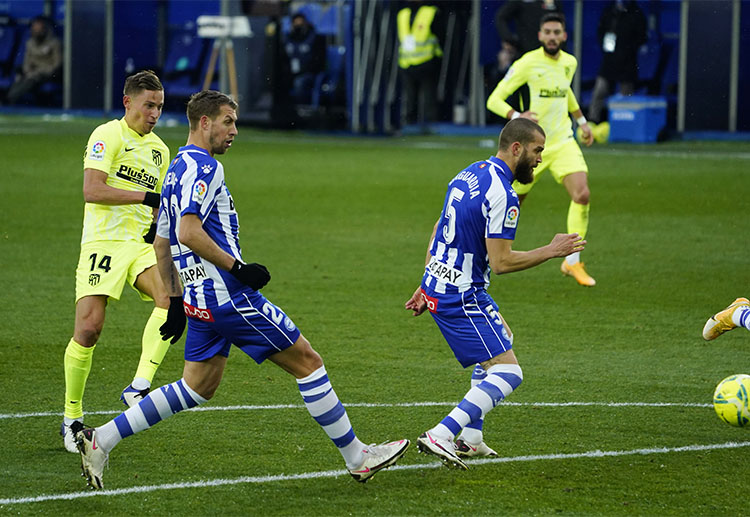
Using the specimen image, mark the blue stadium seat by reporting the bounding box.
[636,31,662,94]
[162,28,212,104]
[0,25,17,69]
[311,45,345,107]
[316,5,337,36]
[282,2,327,34]
[0,25,18,92]
[162,29,207,80]
[297,3,324,29]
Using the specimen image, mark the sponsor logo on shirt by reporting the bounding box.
[179,263,207,286]
[183,301,214,322]
[192,180,208,203]
[89,140,106,161]
[504,206,519,228]
[426,256,464,285]
[539,87,567,98]
[116,164,159,190]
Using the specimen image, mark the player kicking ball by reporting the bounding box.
[405,119,584,469]
[73,90,408,489]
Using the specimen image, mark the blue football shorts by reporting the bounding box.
[422,286,514,368]
[183,290,301,363]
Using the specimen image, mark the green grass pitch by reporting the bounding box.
[1,115,749,515]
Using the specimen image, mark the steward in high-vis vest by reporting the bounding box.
[397,1,444,124]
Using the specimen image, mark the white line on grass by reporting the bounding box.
[1,441,748,506]
[0,400,712,420]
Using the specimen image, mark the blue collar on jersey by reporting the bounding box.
[486,156,514,182]
[178,144,210,156]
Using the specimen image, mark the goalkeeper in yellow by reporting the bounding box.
[487,12,596,286]
[61,70,172,452]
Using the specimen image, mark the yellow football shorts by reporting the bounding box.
[513,138,589,195]
[75,241,157,302]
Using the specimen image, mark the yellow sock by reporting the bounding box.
[567,201,590,240]
[64,338,95,419]
[134,307,170,385]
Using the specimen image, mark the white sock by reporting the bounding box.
[131,377,150,391]
[566,252,581,265]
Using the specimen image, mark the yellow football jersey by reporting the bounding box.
[81,118,169,244]
[487,47,581,146]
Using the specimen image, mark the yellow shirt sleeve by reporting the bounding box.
[486,56,529,118]
[567,86,580,114]
[83,120,121,173]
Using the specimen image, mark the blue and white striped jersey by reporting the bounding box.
[422,156,520,296]
[156,144,245,309]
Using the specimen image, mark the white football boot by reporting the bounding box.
[348,439,410,482]
[60,420,83,453]
[75,426,108,490]
[120,384,150,407]
[417,431,468,470]
[454,438,498,458]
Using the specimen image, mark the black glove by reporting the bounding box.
[229,260,270,290]
[143,222,157,244]
[143,192,160,208]
[159,296,186,344]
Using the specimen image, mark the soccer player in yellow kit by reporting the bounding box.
[487,13,596,286]
[61,70,172,452]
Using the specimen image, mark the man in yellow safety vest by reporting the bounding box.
[397,1,444,125]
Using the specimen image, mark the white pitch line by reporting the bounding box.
[1,441,748,506]
[0,400,712,421]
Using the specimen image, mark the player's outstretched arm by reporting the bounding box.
[486,234,585,274]
[83,168,160,207]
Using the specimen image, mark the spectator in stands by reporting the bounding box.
[491,0,561,117]
[7,16,61,105]
[397,0,444,125]
[587,0,647,126]
[283,12,326,105]
[495,0,562,56]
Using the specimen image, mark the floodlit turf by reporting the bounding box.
[1,115,749,515]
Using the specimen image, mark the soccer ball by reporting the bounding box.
[713,374,750,427]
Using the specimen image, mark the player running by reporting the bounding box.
[61,70,171,453]
[487,12,596,287]
[405,118,584,468]
[73,90,408,489]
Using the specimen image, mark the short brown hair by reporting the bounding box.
[498,118,545,151]
[123,70,163,97]
[186,90,238,130]
[540,12,566,29]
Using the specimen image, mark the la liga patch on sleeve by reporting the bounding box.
[504,206,519,228]
[89,140,106,161]
[192,180,208,203]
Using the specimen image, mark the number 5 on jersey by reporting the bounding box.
[442,187,464,244]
